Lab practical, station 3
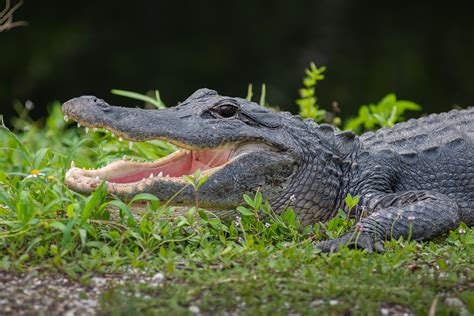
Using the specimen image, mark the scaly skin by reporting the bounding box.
[62,89,474,252]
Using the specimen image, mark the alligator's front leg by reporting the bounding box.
[316,191,461,252]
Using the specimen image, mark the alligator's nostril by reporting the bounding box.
[94,98,97,102]
[96,101,110,111]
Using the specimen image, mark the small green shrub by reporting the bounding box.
[345,93,422,132]
[296,61,422,133]
[296,62,327,122]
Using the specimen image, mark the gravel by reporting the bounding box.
[0,269,165,315]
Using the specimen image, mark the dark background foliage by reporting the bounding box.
[1,0,473,122]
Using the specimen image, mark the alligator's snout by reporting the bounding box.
[62,96,111,120]
[62,95,158,141]
[63,95,108,107]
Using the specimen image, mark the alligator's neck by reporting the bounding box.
[271,129,361,224]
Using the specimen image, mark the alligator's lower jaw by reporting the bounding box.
[64,146,237,194]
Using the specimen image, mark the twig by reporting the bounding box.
[428,295,438,316]
[0,0,28,32]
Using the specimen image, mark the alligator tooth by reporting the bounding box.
[122,155,127,160]
[165,174,169,178]
[95,176,100,181]
[77,123,81,128]
[93,128,98,132]
[128,142,133,150]
[119,137,123,142]
[158,171,163,177]
[64,115,69,121]
[71,161,75,168]
[149,173,154,178]
[85,127,89,133]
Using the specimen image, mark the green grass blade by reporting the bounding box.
[111,89,166,109]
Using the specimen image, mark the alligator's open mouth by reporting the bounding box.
[109,147,233,183]
[65,143,244,190]
[66,138,256,193]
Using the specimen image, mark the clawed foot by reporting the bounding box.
[316,232,385,253]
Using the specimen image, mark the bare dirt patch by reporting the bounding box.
[0,269,164,315]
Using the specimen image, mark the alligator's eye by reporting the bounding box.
[214,104,238,118]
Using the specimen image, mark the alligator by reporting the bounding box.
[62,88,474,252]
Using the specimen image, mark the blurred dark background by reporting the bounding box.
[1,0,473,123]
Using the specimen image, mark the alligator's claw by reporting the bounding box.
[315,232,385,253]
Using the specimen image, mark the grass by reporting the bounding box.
[0,97,473,315]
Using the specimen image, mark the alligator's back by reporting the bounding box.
[360,108,474,224]
[360,108,474,151]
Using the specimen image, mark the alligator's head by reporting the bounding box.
[63,89,352,223]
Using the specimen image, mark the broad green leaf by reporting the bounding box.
[282,209,296,225]
[197,174,209,188]
[396,100,422,112]
[80,182,105,225]
[345,194,360,210]
[243,194,255,208]
[130,193,159,203]
[198,210,208,221]
[236,206,254,216]
[109,199,136,226]
[50,221,66,232]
